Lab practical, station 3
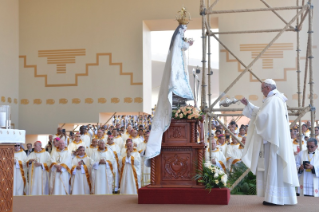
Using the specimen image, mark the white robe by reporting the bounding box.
[242,90,299,205]
[68,140,85,155]
[50,148,72,195]
[145,24,194,160]
[87,145,98,157]
[138,141,151,186]
[91,148,115,194]
[107,143,121,191]
[13,150,27,196]
[226,143,243,170]
[296,149,319,196]
[113,135,124,150]
[70,154,92,195]
[217,143,227,156]
[205,147,227,172]
[81,133,91,148]
[26,149,51,195]
[120,151,141,194]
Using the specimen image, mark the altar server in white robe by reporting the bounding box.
[112,129,124,150]
[226,138,242,171]
[26,141,51,195]
[107,136,120,192]
[138,132,151,186]
[13,144,27,196]
[87,138,98,157]
[80,126,91,148]
[205,139,226,172]
[296,138,319,197]
[241,79,298,205]
[217,134,227,156]
[68,133,85,157]
[50,140,72,195]
[70,146,92,195]
[91,140,116,194]
[120,139,141,194]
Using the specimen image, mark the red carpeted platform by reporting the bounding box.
[138,186,230,205]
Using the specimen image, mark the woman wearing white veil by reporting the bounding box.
[145,8,194,160]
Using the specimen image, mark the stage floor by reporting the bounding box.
[13,195,317,212]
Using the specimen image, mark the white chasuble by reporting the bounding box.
[107,143,121,191]
[114,135,124,150]
[68,140,84,153]
[241,90,299,205]
[70,154,92,195]
[296,149,319,197]
[26,149,51,195]
[217,143,227,156]
[81,133,91,148]
[87,145,98,157]
[120,150,141,194]
[205,147,227,172]
[50,148,72,195]
[91,148,115,194]
[13,150,27,196]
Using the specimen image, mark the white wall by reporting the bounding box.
[0,0,19,128]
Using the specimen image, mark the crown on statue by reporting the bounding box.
[176,7,191,25]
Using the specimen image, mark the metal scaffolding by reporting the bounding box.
[200,0,315,190]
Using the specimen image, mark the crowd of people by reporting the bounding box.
[206,120,319,197]
[13,116,319,197]
[14,123,150,196]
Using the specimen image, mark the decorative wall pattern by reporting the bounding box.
[18,97,143,105]
[220,43,310,82]
[19,52,143,87]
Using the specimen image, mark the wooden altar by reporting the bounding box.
[149,119,205,188]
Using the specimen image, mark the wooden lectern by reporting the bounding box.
[149,119,205,187]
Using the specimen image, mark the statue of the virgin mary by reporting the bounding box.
[145,7,194,160]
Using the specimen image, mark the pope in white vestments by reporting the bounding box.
[50,140,72,195]
[296,138,319,197]
[70,146,92,195]
[120,139,141,194]
[26,141,51,195]
[241,79,299,205]
[91,140,116,194]
[13,144,27,196]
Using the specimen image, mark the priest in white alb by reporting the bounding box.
[68,133,84,157]
[296,138,319,197]
[13,143,27,196]
[241,79,299,205]
[113,128,124,150]
[91,140,115,194]
[107,135,120,193]
[87,138,98,157]
[205,139,226,172]
[26,141,51,195]
[50,139,72,195]
[138,132,151,186]
[120,139,141,194]
[70,146,92,195]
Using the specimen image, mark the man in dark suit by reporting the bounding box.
[25,143,34,156]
